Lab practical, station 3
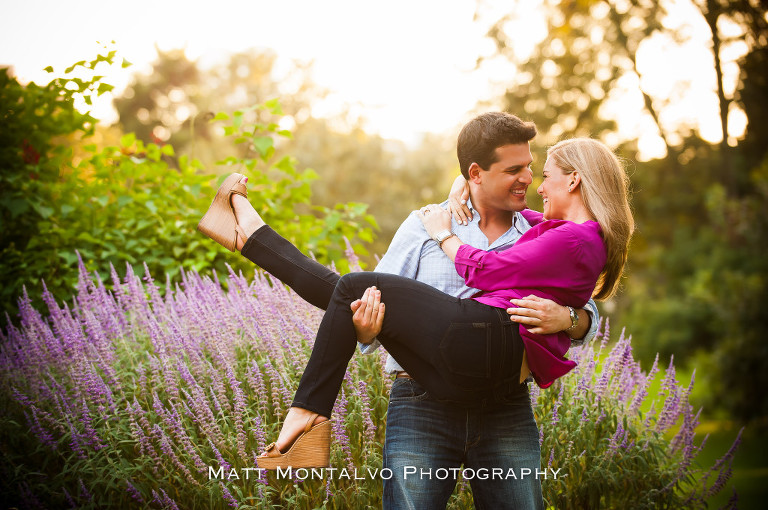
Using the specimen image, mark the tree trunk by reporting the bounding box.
[704,0,733,191]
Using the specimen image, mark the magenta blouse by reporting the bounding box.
[454,209,606,388]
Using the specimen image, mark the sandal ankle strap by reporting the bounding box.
[231,182,247,197]
[263,442,282,458]
[304,412,319,433]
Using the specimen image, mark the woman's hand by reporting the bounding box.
[447,175,472,225]
[507,295,571,335]
[350,287,385,344]
[417,204,452,239]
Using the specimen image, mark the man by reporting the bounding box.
[353,112,598,509]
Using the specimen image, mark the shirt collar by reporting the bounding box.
[465,197,527,234]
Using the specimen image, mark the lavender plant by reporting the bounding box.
[0,255,739,509]
[535,322,741,509]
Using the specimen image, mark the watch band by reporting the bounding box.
[438,233,456,248]
[566,306,579,331]
[433,229,455,247]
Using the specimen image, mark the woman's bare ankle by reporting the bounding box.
[272,408,328,452]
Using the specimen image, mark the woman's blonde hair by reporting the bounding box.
[547,138,634,300]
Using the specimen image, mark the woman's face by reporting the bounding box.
[537,158,571,220]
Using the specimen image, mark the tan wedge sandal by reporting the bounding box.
[197,173,248,252]
[258,413,331,470]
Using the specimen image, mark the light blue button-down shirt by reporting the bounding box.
[361,199,600,373]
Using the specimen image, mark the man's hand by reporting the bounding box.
[351,286,385,344]
[507,295,584,337]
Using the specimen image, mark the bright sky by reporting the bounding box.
[0,0,747,158]
[1,0,500,142]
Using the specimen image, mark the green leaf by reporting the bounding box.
[324,211,341,230]
[44,66,54,73]
[136,219,153,230]
[212,112,230,121]
[145,201,157,214]
[252,136,274,156]
[76,231,100,244]
[146,144,160,161]
[265,98,283,115]
[59,252,79,266]
[233,111,243,129]
[64,60,86,74]
[349,202,368,216]
[120,133,136,148]
[33,203,54,219]
[97,83,114,96]
[3,198,29,218]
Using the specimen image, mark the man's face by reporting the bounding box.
[471,143,533,212]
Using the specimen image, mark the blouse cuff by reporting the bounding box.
[454,244,484,269]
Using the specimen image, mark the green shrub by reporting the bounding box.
[0,55,377,314]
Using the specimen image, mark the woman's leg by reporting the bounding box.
[232,186,340,310]
[270,271,524,450]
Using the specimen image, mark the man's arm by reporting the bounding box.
[358,211,427,354]
[507,296,600,344]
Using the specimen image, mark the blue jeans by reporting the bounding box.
[383,378,544,510]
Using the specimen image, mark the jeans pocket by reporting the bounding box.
[439,322,493,380]
[389,377,429,402]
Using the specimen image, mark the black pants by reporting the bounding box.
[242,226,526,418]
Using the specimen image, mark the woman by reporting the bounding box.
[197,138,633,469]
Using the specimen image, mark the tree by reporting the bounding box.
[479,0,666,149]
[477,0,768,421]
[114,48,321,167]
[0,54,112,313]
[113,48,459,264]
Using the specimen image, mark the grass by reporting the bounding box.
[693,419,768,509]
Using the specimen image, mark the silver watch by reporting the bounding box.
[433,229,455,247]
[566,306,579,330]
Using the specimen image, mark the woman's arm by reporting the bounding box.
[418,204,581,291]
[454,223,586,293]
[447,175,472,225]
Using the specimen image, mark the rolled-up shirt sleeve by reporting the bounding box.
[576,299,600,345]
